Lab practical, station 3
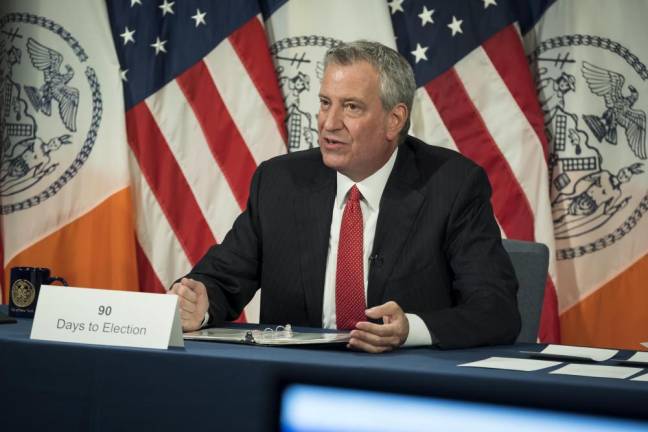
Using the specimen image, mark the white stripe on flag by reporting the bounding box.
[129,153,192,288]
[145,82,242,243]
[411,87,507,237]
[454,47,556,274]
[410,87,460,153]
[205,39,287,165]
[455,47,549,221]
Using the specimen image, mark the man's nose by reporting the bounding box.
[321,105,343,131]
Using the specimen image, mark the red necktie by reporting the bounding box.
[336,185,366,330]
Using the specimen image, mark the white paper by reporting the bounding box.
[530,344,618,361]
[458,356,562,372]
[631,372,648,382]
[624,352,648,364]
[550,364,642,379]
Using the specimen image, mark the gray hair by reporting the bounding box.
[323,40,416,142]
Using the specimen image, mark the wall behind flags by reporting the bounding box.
[1,0,646,350]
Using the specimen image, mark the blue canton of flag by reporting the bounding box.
[391,0,551,86]
[107,0,264,109]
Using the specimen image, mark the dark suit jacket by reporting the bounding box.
[187,136,521,348]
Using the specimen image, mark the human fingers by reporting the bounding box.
[174,283,197,303]
[347,335,394,353]
[177,295,197,314]
[350,327,401,348]
[364,300,400,320]
[358,300,409,347]
[181,278,206,293]
[180,315,201,332]
[355,320,396,337]
[169,284,196,307]
[168,282,182,295]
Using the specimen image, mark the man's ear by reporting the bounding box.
[386,103,408,141]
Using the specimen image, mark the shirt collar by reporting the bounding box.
[335,147,399,211]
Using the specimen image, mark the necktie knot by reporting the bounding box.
[348,185,361,204]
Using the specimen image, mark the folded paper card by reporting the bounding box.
[31,285,183,349]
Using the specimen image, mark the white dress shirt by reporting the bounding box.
[321,148,432,346]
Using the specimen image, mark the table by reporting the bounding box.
[1,311,647,431]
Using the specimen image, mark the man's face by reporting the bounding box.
[317,61,402,182]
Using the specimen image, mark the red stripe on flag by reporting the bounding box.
[135,240,166,294]
[127,103,216,264]
[425,69,535,241]
[0,230,4,304]
[176,61,257,209]
[482,27,560,344]
[229,17,288,145]
[482,25,549,160]
[540,278,560,343]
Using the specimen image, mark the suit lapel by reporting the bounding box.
[294,166,335,327]
[368,143,424,308]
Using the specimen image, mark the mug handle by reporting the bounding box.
[47,277,69,286]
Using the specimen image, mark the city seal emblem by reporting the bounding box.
[0,13,102,214]
[529,35,648,260]
[10,279,35,308]
[270,36,341,153]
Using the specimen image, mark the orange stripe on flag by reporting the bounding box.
[560,252,648,350]
[3,188,139,299]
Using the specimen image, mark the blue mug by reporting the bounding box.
[9,267,68,318]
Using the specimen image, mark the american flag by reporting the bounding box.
[389,0,559,342]
[106,0,288,321]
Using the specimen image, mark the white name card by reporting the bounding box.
[31,285,184,349]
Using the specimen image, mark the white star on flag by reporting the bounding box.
[418,6,435,27]
[159,0,175,16]
[120,69,128,81]
[388,0,404,15]
[130,0,141,7]
[192,9,207,27]
[448,16,463,36]
[483,0,498,8]
[120,26,135,45]
[150,37,167,55]
[411,43,428,63]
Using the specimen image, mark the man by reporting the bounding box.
[170,41,520,353]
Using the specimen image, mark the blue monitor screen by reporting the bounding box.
[280,384,648,432]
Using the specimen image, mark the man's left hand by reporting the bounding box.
[348,301,409,353]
